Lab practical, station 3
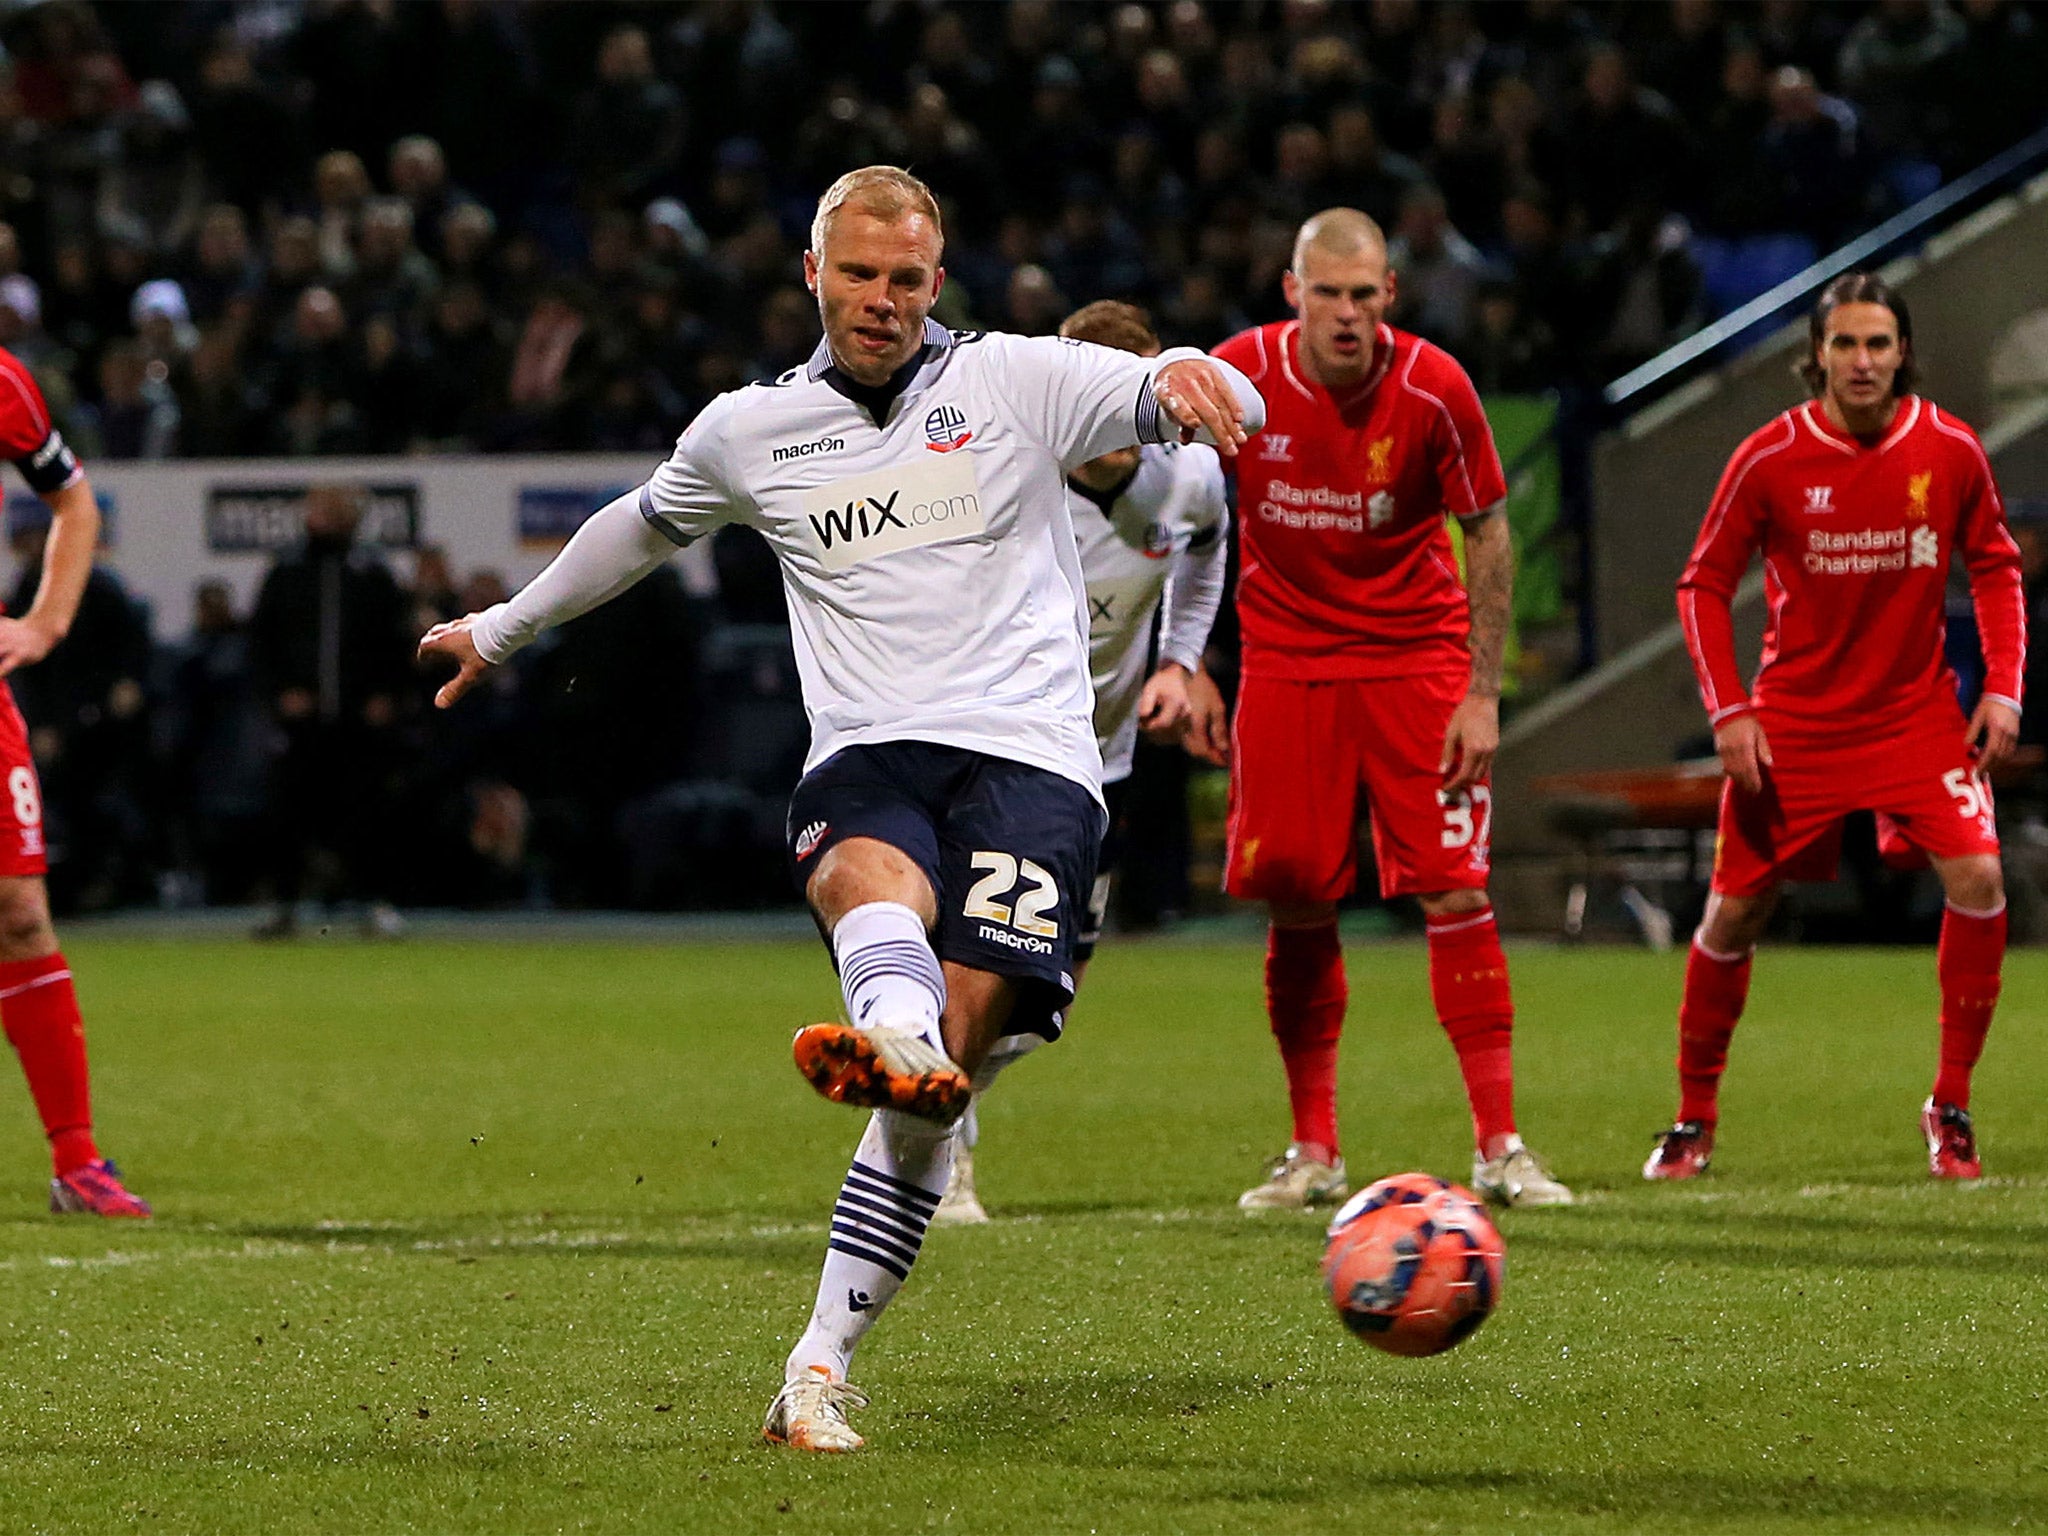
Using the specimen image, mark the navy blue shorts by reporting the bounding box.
[787,741,1107,1040]
[1076,775,1131,962]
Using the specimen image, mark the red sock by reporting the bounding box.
[1,952,97,1175]
[1933,901,2004,1110]
[1426,906,1517,1152]
[1677,936,1751,1127]
[1266,921,1346,1158]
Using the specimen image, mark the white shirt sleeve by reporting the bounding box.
[1157,447,1230,674]
[468,490,679,663]
[641,391,745,547]
[997,334,1265,471]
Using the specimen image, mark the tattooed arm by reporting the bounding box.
[1441,501,1510,794]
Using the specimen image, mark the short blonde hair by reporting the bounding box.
[810,166,944,255]
[1291,207,1386,275]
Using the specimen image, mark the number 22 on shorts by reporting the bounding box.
[963,851,1061,937]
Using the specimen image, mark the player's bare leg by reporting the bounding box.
[935,964,1051,1226]
[774,956,1021,1452]
[1241,898,1350,1211]
[1418,887,1572,1207]
[0,876,148,1217]
[793,837,970,1124]
[1647,887,1778,1181]
[1923,853,2004,1180]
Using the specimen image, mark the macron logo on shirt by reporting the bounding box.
[800,452,988,572]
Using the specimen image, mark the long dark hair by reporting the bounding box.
[1799,271,1917,398]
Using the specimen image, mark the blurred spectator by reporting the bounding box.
[1837,0,1966,163]
[262,286,361,456]
[182,202,260,329]
[310,150,371,283]
[1005,264,1068,336]
[162,580,268,902]
[1325,105,1427,232]
[1458,277,1559,394]
[413,281,510,450]
[129,276,194,372]
[174,324,264,458]
[347,197,439,330]
[1762,66,1867,247]
[85,338,177,460]
[98,79,203,259]
[386,135,463,263]
[569,24,685,209]
[1560,45,1692,236]
[187,32,303,222]
[248,484,414,937]
[1701,43,1784,235]
[1386,183,1492,345]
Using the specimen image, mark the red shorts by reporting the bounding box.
[1225,671,1489,903]
[0,685,44,878]
[1711,712,1998,898]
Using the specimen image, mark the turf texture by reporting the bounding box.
[0,936,2041,1534]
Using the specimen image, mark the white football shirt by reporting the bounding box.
[1069,443,1228,782]
[639,322,1247,800]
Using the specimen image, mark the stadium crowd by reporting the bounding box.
[2,0,2044,458]
[0,0,2044,916]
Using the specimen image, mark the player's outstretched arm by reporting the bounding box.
[1153,355,1261,457]
[418,489,678,708]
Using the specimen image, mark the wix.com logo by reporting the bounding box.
[799,452,987,572]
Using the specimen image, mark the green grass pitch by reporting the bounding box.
[0,935,2042,1534]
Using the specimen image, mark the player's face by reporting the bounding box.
[1818,301,1903,415]
[1283,246,1396,387]
[805,211,945,387]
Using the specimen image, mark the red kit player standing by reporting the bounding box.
[0,347,150,1216]
[1654,273,2023,1182]
[1211,209,1571,1211]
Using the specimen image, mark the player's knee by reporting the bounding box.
[1269,897,1338,928]
[1940,856,2004,914]
[808,838,936,928]
[1700,891,1772,953]
[0,880,55,960]
[1416,888,1488,918]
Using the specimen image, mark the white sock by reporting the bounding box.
[954,1034,1042,1154]
[833,901,945,1047]
[787,1109,952,1380]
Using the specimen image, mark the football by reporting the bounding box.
[1322,1173,1506,1356]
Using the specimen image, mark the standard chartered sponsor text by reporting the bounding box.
[1259,478,1366,532]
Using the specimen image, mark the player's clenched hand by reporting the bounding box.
[1154,360,1247,457]
[1440,692,1499,795]
[1137,663,1193,743]
[1182,666,1231,766]
[0,616,58,678]
[1713,711,1773,795]
[419,615,490,709]
[1966,696,2021,778]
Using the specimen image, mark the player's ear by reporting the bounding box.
[931,265,945,303]
[803,249,820,296]
[1382,265,1398,308]
[1281,268,1302,310]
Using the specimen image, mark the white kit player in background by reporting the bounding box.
[421,167,1264,1453]
[936,300,1229,1226]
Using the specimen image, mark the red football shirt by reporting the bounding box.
[1678,396,2025,746]
[0,346,82,496]
[1211,321,1507,680]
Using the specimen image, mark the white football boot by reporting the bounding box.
[763,1365,870,1453]
[1472,1136,1575,1208]
[1238,1145,1349,1211]
[933,1141,990,1226]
